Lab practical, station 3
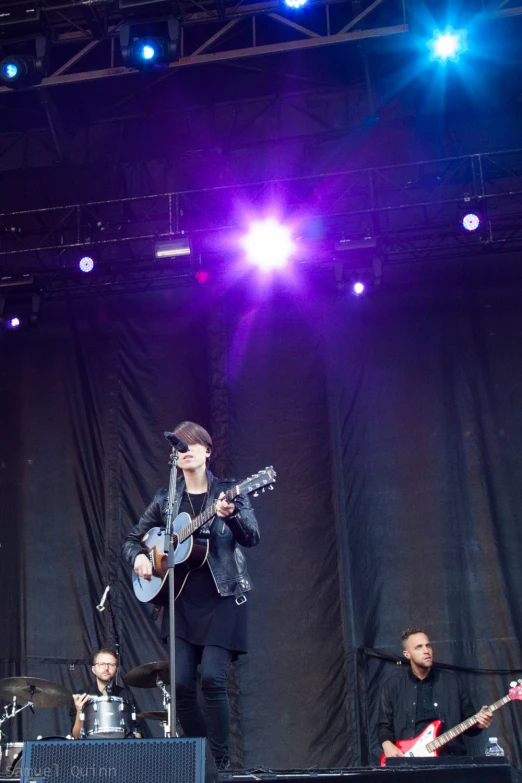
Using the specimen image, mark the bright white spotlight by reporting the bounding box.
[138,43,156,62]
[462,213,480,231]
[79,255,95,273]
[428,28,467,63]
[284,0,308,8]
[7,316,21,329]
[241,219,295,271]
[353,282,365,296]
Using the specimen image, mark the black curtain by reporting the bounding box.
[1,268,522,767]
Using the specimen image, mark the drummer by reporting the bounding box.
[70,648,141,739]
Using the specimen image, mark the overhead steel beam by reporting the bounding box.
[0,22,408,92]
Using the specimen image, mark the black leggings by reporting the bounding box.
[175,637,233,763]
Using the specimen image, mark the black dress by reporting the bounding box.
[161,491,248,655]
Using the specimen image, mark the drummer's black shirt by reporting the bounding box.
[69,683,140,733]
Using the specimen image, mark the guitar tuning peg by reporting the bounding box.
[261,488,265,493]
[518,679,522,686]
[253,491,259,497]
[510,681,517,688]
[269,485,274,490]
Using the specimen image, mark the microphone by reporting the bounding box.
[164,431,189,453]
[96,585,110,612]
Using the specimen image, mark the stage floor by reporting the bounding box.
[221,759,522,783]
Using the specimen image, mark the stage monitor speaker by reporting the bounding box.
[19,737,206,783]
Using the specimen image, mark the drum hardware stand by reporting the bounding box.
[0,696,34,741]
[156,676,171,738]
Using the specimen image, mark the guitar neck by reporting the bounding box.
[178,486,239,543]
[428,696,511,752]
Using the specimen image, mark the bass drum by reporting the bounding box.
[81,696,135,739]
[0,742,23,776]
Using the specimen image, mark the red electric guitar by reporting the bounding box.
[380,681,522,766]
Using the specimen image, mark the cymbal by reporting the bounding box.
[0,677,72,708]
[123,661,170,689]
[137,710,168,722]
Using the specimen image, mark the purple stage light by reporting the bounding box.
[79,255,95,273]
[462,213,480,232]
[353,282,365,296]
[241,219,295,271]
[7,316,21,329]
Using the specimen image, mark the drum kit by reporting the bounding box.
[123,661,173,737]
[0,676,72,777]
[0,661,171,777]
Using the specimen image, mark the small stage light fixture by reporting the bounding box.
[284,0,308,8]
[0,35,48,88]
[7,316,21,329]
[79,255,95,273]
[154,237,192,258]
[462,213,480,232]
[120,18,179,69]
[428,28,467,63]
[352,282,365,296]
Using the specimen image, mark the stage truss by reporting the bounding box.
[0,147,521,297]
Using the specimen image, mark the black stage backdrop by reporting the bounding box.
[1,268,522,768]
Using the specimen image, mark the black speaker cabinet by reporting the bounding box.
[19,737,206,783]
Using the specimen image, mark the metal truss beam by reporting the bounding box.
[1,148,522,293]
[0,0,407,91]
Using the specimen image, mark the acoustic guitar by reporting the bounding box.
[132,467,276,605]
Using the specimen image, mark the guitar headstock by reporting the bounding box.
[509,681,522,701]
[239,467,277,497]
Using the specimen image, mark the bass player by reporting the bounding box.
[121,421,260,772]
[378,628,493,760]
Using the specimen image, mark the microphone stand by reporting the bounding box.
[164,447,180,737]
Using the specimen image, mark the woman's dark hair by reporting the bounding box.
[173,421,213,457]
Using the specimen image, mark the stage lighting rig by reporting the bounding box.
[0,34,47,88]
[120,17,179,69]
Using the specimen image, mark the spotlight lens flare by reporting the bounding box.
[79,255,95,273]
[8,317,21,328]
[241,219,295,271]
[138,44,156,61]
[1,61,19,80]
[428,28,467,62]
[353,282,365,296]
[462,213,480,231]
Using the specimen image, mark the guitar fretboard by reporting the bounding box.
[427,695,510,752]
[177,486,240,544]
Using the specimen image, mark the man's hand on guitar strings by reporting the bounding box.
[476,706,493,729]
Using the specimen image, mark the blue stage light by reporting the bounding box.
[136,43,157,62]
[1,60,19,81]
[7,316,21,329]
[79,256,95,273]
[462,213,480,232]
[428,28,467,63]
[284,0,308,8]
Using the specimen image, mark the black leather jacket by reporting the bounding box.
[377,668,481,755]
[121,469,260,599]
